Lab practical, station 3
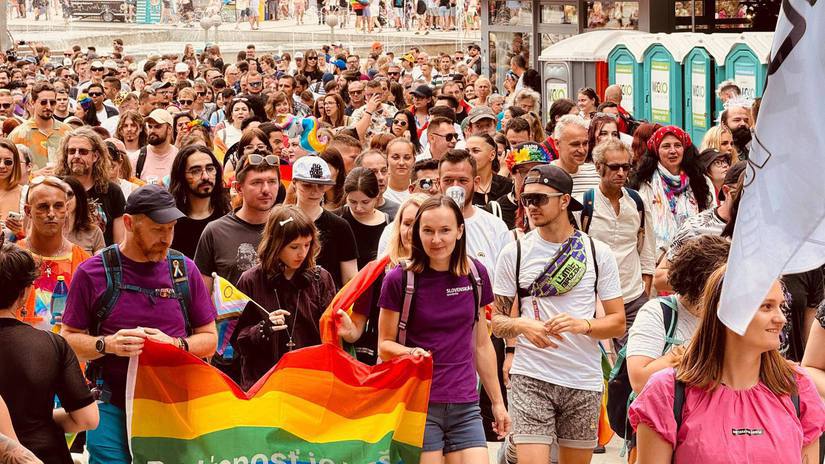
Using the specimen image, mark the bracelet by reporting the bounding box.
[504,346,515,354]
[178,337,189,352]
[584,319,592,336]
[365,111,374,116]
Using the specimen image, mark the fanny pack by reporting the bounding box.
[516,230,591,301]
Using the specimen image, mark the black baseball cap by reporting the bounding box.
[410,85,433,99]
[124,185,185,224]
[523,164,584,211]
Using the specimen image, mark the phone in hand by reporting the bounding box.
[7,211,23,221]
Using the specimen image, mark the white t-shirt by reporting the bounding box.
[383,186,410,205]
[494,230,622,392]
[465,206,511,282]
[626,297,699,360]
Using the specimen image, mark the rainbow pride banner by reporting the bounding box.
[126,340,432,464]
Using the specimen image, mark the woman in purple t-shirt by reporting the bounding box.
[630,266,825,463]
[377,195,510,462]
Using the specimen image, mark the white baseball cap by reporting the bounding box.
[292,155,335,185]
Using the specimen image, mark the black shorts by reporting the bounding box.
[354,8,364,15]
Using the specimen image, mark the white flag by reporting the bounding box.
[719,0,825,335]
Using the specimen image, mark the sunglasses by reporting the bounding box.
[197,91,208,97]
[0,159,13,166]
[38,99,57,106]
[248,81,263,88]
[433,132,458,142]
[307,56,318,61]
[392,119,407,127]
[178,100,193,105]
[27,176,73,200]
[88,92,103,97]
[68,147,93,156]
[246,153,279,166]
[388,71,400,76]
[91,67,104,72]
[605,163,632,172]
[0,103,12,109]
[520,192,564,208]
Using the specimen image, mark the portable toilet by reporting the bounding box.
[641,35,692,127]
[678,34,745,138]
[724,32,773,101]
[538,30,651,123]
[607,33,658,121]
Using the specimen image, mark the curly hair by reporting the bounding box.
[668,234,730,306]
[628,143,712,212]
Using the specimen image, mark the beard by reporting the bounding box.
[147,134,163,145]
[189,181,214,199]
[70,162,91,176]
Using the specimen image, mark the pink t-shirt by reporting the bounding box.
[129,145,178,183]
[629,368,825,463]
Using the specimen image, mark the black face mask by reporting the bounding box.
[731,125,752,148]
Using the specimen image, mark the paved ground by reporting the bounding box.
[5,10,481,56]
[487,437,627,464]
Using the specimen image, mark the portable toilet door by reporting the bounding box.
[643,43,683,127]
[542,62,572,122]
[607,46,643,121]
[684,47,714,142]
[725,43,766,101]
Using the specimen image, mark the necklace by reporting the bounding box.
[29,239,70,258]
[273,288,299,351]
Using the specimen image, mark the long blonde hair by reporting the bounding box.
[677,265,797,395]
[700,125,739,163]
[386,193,429,267]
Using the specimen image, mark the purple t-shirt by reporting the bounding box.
[378,259,493,403]
[63,251,216,409]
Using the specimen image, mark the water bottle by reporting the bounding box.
[51,276,68,329]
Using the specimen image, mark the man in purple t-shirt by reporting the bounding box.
[61,185,217,464]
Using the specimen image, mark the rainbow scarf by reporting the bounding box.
[126,340,432,464]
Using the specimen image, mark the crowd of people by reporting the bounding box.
[6,0,481,32]
[0,35,823,464]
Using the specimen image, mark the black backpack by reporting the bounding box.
[606,296,678,439]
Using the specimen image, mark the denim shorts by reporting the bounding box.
[423,402,488,453]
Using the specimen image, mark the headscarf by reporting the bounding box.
[647,125,692,153]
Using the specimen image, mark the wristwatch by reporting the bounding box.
[505,346,516,354]
[95,336,106,354]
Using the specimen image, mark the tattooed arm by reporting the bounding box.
[0,434,43,464]
[491,294,521,339]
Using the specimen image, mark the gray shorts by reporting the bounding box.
[508,374,601,449]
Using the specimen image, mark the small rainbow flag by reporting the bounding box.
[211,273,253,358]
[126,341,432,464]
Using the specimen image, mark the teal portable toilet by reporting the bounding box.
[642,41,685,127]
[608,46,644,121]
[136,0,161,24]
[538,30,651,125]
[724,33,772,101]
[684,47,714,142]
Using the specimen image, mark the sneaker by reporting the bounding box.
[593,445,606,454]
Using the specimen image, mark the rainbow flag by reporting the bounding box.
[320,255,390,345]
[126,341,432,464]
[211,273,252,358]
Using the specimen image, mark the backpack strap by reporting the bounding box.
[660,296,680,351]
[674,378,686,429]
[791,392,800,418]
[92,245,124,336]
[397,264,416,346]
[625,188,645,230]
[588,235,599,294]
[488,200,502,221]
[167,249,192,336]
[515,237,529,307]
[580,188,595,233]
[467,259,482,322]
[135,146,148,179]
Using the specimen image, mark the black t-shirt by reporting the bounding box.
[172,210,225,259]
[338,207,389,270]
[315,209,359,289]
[781,267,825,361]
[195,211,266,285]
[0,319,94,464]
[473,174,513,207]
[87,181,125,246]
[490,191,518,230]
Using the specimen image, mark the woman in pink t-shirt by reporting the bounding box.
[630,266,825,463]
